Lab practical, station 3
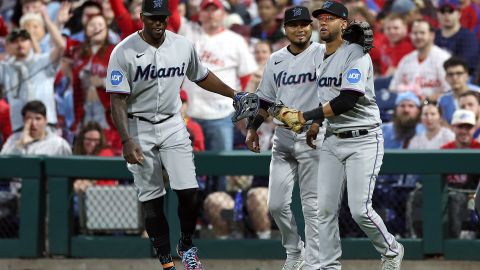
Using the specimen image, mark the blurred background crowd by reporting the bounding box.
[0,0,479,241]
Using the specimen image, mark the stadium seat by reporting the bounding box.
[374,76,397,122]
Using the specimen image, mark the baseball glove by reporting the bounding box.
[342,20,374,54]
[232,91,259,123]
[268,102,304,133]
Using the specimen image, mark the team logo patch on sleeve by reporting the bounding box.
[346,69,361,84]
[111,70,123,86]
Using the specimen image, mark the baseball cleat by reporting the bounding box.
[177,245,204,270]
[282,254,305,270]
[381,242,404,270]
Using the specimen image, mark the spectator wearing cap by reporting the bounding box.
[376,13,414,76]
[178,0,256,159]
[445,0,478,31]
[434,0,479,75]
[458,91,480,140]
[1,9,65,133]
[438,57,473,124]
[180,90,205,152]
[389,19,451,101]
[382,92,425,149]
[441,109,480,238]
[443,109,480,149]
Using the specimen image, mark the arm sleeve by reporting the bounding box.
[329,90,363,115]
[105,48,131,94]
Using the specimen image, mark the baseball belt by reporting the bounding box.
[127,113,174,125]
[335,129,368,139]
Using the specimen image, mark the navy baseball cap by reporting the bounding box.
[142,0,171,16]
[284,6,313,25]
[312,1,348,20]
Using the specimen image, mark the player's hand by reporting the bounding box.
[123,139,144,165]
[306,122,320,149]
[245,129,260,153]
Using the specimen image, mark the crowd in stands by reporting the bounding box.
[0,0,479,239]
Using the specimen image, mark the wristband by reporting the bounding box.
[303,103,324,122]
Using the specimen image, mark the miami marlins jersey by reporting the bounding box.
[106,31,208,122]
[257,42,326,124]
[317,42,381,133]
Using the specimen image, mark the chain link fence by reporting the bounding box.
[0,180,20,239]
[73,182,143,236]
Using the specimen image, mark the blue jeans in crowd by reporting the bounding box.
[193,115,233,191]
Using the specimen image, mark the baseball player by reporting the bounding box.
[106,1,256,269]
[270,2,404,270]
[245,6,325,270]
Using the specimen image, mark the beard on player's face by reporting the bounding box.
[291,39,310,49]
[320,27,341,43]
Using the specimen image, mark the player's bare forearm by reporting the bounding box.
[110,94,130,142]
[196,72,236,98]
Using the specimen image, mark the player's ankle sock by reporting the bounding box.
[159,254,175,269]
[179,232,193,251]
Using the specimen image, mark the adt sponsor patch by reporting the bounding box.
[346,69,361,84]
[111,70,123,86]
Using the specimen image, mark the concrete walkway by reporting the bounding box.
[1,259,480,270]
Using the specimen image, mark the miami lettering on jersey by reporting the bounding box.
[318,73,342,87]
[273,70,316,88]
[133,63,186,82]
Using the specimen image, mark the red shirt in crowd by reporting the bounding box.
[441,140,480,189]
[0,98,12,143]
[461,4,478,31]
[185,117,205,152]
[374,36,414,76]
[96,148,119,186]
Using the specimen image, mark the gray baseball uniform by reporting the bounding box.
[256,42,325,270]
[106,30,208,202]
[316,42,401,269]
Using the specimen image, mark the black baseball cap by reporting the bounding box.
[7,29,31,43]
[284,6,313,25]
[142,0,171,16]
[312,1,348,20]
